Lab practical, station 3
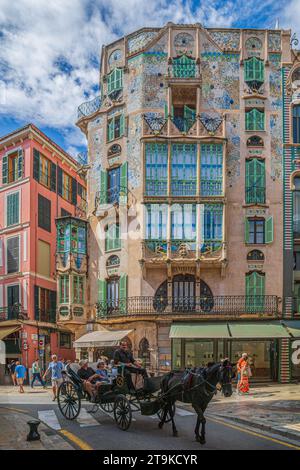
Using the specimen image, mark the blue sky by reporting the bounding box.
[0,0,299,159]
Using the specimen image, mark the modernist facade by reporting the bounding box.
[76,23,300,382]
[0,124,87,380]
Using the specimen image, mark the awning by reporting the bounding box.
[282,321,300,338]
[169,323,230,339]
[0,326,21,341]
[73,329,133,348]
[228,322,291,339]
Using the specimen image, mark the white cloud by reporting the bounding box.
[0,0,292,150]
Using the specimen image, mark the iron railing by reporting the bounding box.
[0,306,28,322]
[96,295,280,319]
[78,96,101,119]
[95,186,128,207]
[171,180,197,196]
[171,116,196,133]
[143,240,223,258]
[245,187,266,204]
[35,309,57,323]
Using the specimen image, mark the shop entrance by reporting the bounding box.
[172,339,228,369]
[229,340,277,381]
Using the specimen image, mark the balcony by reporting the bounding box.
[168,55,199,79]
[77,96,101,119]
[201,180,223,197]
[142,240,225,265]
[0,306,28,322]
[95,295,280,319]
[171,180,197,197]
[95,186,128,216]
[171,116,197,134]
[35,309,57,324]
[245,187,266,205]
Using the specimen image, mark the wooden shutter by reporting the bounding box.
[38,194,51,232]
[116,68,123,90]
[2,154,8,185]
[98,279,107,302]
[120,162,128,204]
[7,192,19,226]
[107,71,113,94]
[57,166,63,196]
[119,114,125,137]
[71,177,77,205]
[244,218,250,243]
[108,118,114,142]
[119,274,127,314]
[50,162,57,192]
[50,291,56,322]
[265,216,274,244]
[7,236,19,273]
[33,148,40,181]
[17,149,24,179]
[100,170,107,204]
[184,105,196,121]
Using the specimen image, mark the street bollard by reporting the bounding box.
[27,419,41,441]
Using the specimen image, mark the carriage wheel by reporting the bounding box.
[57,381,81,420]
[114,395,132,431]
[99,401,114,413]
[157,402,176,423]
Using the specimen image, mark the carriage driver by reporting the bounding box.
[113,340,148,392]
[77,359,105,402]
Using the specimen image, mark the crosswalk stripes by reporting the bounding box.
[38,410,61,430]
[77,408,101,427]
[149,408,195,419]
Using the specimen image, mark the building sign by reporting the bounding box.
[246,208,266,217]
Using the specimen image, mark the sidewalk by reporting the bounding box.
[0,385,54,404]
[0,407,74,450]
[206,384,300,441]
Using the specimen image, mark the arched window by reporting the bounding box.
[247,135,264,147]
[138,338,150,368]
[293,105,300,143]
[247,250,264,261]
[244,57,264,89]
[106,255,120,268]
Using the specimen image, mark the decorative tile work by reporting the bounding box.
[127,113,142,189]
[201,31,220,53]
[269,54,282,110]
[147,33,168,53]
[143,54,168,109]
[127,31,158,54]
[270,113,282,180]
[201,53,240,110]
[210,31,240,50]
[268,33,281,51]
[226,115,240,185]
[127,55,144,113]
[108,49,123,68]
[174,32,195,55]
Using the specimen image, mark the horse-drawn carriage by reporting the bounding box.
[57,363,175,431]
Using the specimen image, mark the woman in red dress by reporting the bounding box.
[238,358,251,394]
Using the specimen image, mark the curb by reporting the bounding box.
[207,413,300,443]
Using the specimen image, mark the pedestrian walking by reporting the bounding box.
[31,359,46,389]
[8,360,17,386]
[43,354,64,401]
[15,361,27,393]
[238,357,252,395]
[236,352,248,392]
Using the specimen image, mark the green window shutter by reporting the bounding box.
[108,118,114,142]
[265,216,274,244]
[245,272,265,311]
[7,192,19,226]
[100,170,107,204]
[244,218,250,243]
[98,279,107,303]
[119,274,127,298]
[120,162,128,204]
[2,154,8,185]
[119,114,125,137]
[245,159,265,204]
[184,105,196,121]
[17,149,24,179]
[33,148,40,181]
[164,104,168,118]
[116,68,123,90]
[107,71,113,95]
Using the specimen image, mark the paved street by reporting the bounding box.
[0,385,300,450]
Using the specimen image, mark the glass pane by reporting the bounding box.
[184,341,214,368]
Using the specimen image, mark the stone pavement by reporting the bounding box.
[205,384,300,441]
[0,406,74,450]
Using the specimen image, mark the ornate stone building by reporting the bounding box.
[74,23,299,382]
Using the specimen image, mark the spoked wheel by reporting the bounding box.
[157,402,176,423]
[113,395,132,431]
[57,381,81,420]
[99,401,114,413]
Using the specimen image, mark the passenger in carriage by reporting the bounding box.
[77,359,106,402]
[113,341,148,392]
[95,361,109,382]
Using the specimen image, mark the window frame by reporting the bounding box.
[6,190,20,227]
[6,235,20,274]
[38,194,51,232]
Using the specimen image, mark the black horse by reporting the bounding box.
[159,360,234,445]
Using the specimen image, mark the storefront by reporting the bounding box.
[170,322,291,382]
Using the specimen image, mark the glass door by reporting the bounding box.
[172,274,195,311]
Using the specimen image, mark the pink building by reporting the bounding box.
[0,124,86,380]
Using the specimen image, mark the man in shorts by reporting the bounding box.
[43,354,64,401]
[15,361,27,393]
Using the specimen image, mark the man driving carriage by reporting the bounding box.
[113,340,148,392]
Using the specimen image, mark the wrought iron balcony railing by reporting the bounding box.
[96,295,279,319]
[95,186,128,207]
[170,58,198,79]
[245,187,266,204]
[142,239,224,259]
[77,96,101,119]
[171,116,197,133]
[201,180,223,197]
[35,308,57,324]
[0,306,28,322]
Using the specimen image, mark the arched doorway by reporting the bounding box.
[153,276,213,312]
[138,337,150,368]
